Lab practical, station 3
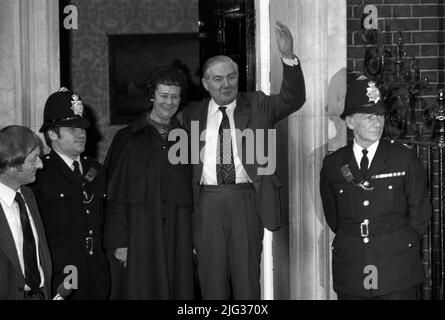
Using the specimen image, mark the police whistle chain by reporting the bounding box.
[81,166,98,203]
[340,165,374,191]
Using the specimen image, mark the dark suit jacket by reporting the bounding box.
[320,139,431,296]
[0,186,52,300]
[183,61,305,231]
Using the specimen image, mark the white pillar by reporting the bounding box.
[255,0,274,300]
[281,0,346,300]
[0,0,60,134]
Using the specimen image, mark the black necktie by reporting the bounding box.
[73,160,82,176]
[15,192,41,293]
[217,107,236,184]
[360,149,369,177]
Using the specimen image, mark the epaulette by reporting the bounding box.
[388,139,414,150]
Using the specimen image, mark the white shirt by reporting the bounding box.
[353,140,380,170]
[201,99,251,185]
[0,182,45,289]
[54,150,83,174]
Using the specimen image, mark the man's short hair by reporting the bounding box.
[0,125,42,174]
[202,55,239,79]
[43,127,61,148]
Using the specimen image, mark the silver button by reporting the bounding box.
[60,194,64,198]
[86,209,90,215]
[363,200,370,206]
[339,189,344,194]
[363,237,369,243]
[388,185,393,190]
[408,243,412,247]
[89,230,93,235]
[331,246,334,250]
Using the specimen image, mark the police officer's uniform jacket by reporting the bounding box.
[320,139,431,297]
[32,150,109,299]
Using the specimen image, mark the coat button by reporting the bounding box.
[89,230,93,235]
[339,189,344,194]
[60,194,64,198]
[86,209,90,215]
[388,185,393,190]
[363,200,370,206]
[363,237,369,244]
[408,243,412,247]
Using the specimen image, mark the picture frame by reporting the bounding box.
[108,33,200,125]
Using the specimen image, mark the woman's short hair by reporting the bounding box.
[0,125,42,174]
[147,65,188,102]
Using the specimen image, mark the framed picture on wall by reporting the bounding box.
[108,33,200,125]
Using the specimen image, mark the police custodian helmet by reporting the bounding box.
[340,75,388,120]
[39,87,90,132]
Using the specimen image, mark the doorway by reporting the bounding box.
[198,0,256,95]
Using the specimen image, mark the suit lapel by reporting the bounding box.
[21,187,52,293]
[0,201,23,274]
[234,95,250,132]
[21,188,44,261]
[194,100,210,181]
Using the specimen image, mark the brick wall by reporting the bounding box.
[347,0,444,125]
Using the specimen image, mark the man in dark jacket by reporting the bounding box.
[182,21,306,299]
[320,76,431,299]
[32,88,110,299]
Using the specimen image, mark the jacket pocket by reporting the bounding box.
[371,178,404,216]
[45,188,80,227]
[334,184,355,218]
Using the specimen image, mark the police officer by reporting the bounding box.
[31,88,110,299]
[320,76,431,300]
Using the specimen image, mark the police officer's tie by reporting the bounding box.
[73,160,82,177]
[217,107,236,184]
[15,192,41,293]
[360,149,369,177]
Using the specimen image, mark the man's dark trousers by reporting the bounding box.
[194,184,263,299]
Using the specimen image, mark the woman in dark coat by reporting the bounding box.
[103,66,194,299]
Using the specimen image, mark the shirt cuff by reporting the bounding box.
[282,56,299,66]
